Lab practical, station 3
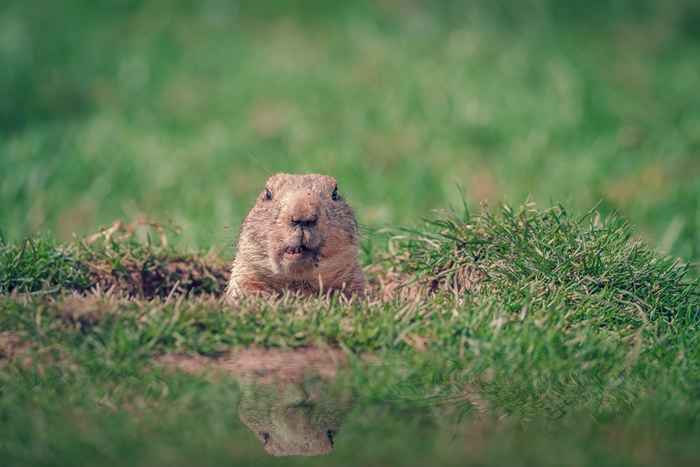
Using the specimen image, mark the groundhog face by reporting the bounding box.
[244,173,359,280]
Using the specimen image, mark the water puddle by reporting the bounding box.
[2,343,686,465]
[157,347,355,457]
[156,347,488,459]
[151,347,679,466]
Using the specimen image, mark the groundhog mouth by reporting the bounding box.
[283,245,317,259]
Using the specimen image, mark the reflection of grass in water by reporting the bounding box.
[1,0,699,263]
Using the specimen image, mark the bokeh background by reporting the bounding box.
[1,0,699,263]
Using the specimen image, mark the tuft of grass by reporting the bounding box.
[389,204,700,325]
[0,235,90,294]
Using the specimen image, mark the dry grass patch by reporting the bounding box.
[156,347,348,384]
[0,332,30,367]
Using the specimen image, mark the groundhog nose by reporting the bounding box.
[290,214,318,228]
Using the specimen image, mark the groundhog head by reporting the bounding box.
[227,173,364,298]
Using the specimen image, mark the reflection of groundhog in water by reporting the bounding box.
[226,173,365,300]
[238,374,350,457]
[235,348,351,457]
[157,348,352,457]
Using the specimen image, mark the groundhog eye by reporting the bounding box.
[331,186,339,201]
[263,188,273,201]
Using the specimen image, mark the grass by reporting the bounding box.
[2,0,700,465]
[391,204,698,321]
[1,204,699,465]
[0,235,91,295]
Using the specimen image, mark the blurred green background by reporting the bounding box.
[1,0,699,262]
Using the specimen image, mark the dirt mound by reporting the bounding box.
[78,220,230,299]
[87,256,229,299]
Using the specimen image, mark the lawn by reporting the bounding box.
[1,1,700,466]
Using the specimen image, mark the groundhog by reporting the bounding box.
[226,173,365,300]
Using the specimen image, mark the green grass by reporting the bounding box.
[2,1,700,465]
[1,204,699,465]
[0,235,91,294]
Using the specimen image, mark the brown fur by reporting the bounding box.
[226,173,365,301]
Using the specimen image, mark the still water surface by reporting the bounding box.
[154,347,657,466]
